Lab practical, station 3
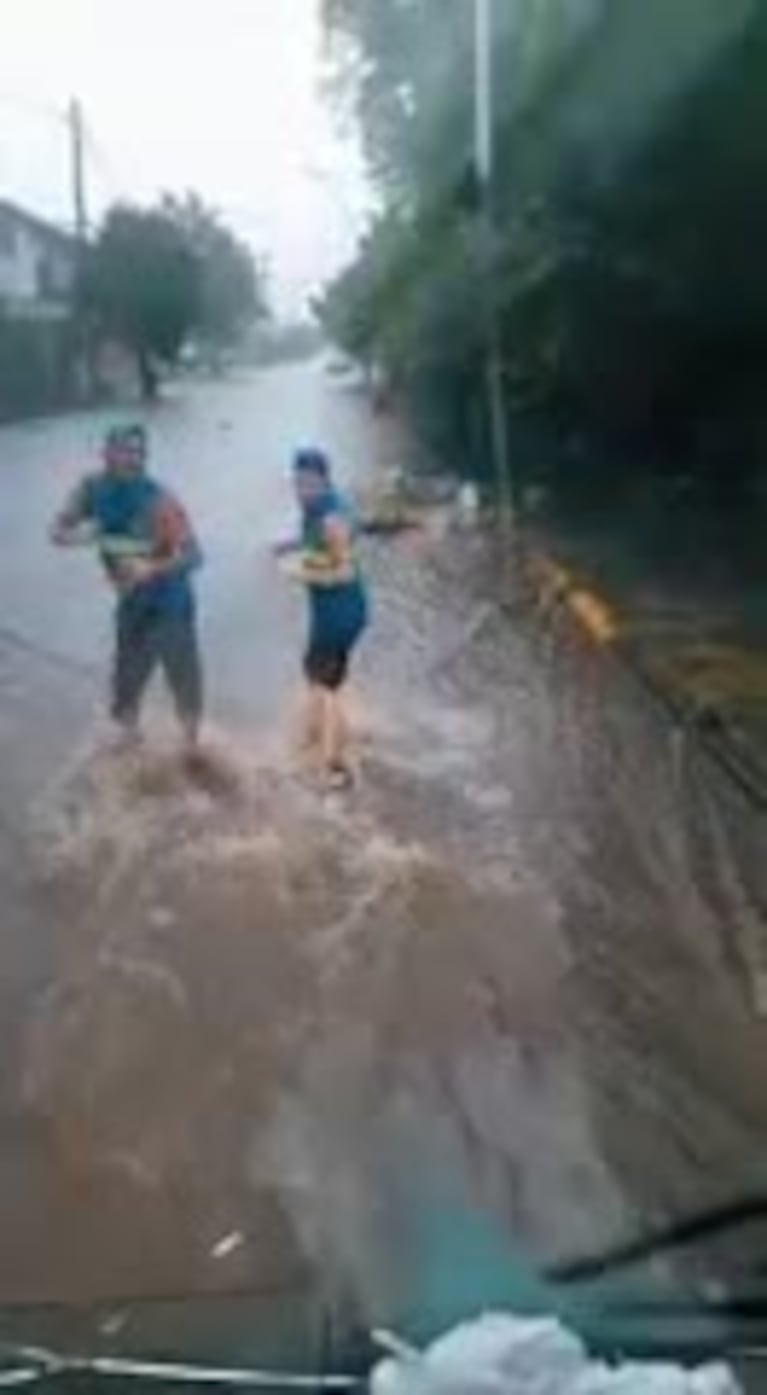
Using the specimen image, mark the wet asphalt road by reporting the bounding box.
[0,362,766,1369]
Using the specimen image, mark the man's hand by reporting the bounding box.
[50,521,71,547]
[278,553,308,583]
[115,556,159,590]
[50,518,96,548]
[272,539,301,559]
[50,479,96,548]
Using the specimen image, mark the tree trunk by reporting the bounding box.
[138,347,159,402]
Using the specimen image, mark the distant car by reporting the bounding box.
[325,353,353,376]
[324,353,368,391]
[178,342,203,371]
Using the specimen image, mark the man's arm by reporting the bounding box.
[119,495,202,586]
[50,477,95,546]
[300,513,356,586]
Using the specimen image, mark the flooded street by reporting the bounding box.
[0,362,765,1367]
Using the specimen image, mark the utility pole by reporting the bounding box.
[68,97,92,400]
[474,0,514,543]
[68,98,87,246]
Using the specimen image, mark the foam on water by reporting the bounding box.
[15,678,625,1316]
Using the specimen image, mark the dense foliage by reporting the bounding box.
[320,0,767,510]
[0,314,77,421]
[161,194,268,350]
[84,196,266,397]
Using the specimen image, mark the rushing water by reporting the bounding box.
[0,373,765,1371]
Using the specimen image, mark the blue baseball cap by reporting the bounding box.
[293,446,331,480]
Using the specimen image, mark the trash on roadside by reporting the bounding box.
[355,468,424,537]
[358,490,423,537]
[210,1230,245,1261]
[456,482,480,525]
[99,1312,128,1339]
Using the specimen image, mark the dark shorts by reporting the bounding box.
[305,583,368,691]
[304,640,355,691]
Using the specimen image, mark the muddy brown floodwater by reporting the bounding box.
[0,369,765,1375]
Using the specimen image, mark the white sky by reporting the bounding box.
[0,0,368,315]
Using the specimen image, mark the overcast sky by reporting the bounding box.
[0,0,368,315]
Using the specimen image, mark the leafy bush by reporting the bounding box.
[320,0,767,510]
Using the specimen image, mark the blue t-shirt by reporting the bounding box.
[302,488,368,647]
[78,473,201,618]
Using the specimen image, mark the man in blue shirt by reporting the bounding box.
[51,424,204,754]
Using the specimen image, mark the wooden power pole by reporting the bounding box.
[69,98,88,246]
[68,97,92,398]
[474,0,514,547]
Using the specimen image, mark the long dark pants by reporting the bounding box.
[112,597,203,727]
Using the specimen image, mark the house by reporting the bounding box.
[0,200,80,418]
[0,199,76,321]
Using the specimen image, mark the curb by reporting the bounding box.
[524,546,767,814]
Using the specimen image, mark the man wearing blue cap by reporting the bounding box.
[282,447,369,788]
[51,424,204,754]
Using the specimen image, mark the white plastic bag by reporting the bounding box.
[370,1314,741,1395]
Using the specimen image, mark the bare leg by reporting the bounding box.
[317,688,334,771]
[299,683,327,767]
[320,688,353,787]
[180,715,200,756]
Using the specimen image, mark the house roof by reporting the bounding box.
[0,198,76,252]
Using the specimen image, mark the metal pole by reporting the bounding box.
[68,97,92,400]
[474,0,514,539]
[475,0,493,185]
[69,98,87,246]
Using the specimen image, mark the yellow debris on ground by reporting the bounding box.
[532,555,572,601]
[567,587,619,646]
[357,477,421,534]
[526,550,618,644]
[526,544,765,750]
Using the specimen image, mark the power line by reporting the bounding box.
[0,90,66,127]
[82,122,132,206]
[68,99,87,242]
[0,89,73,232]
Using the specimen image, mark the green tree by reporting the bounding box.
[83,203,200,400]
[162,193,268,351]
[84,195,268,398]
[321,0,767,506]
